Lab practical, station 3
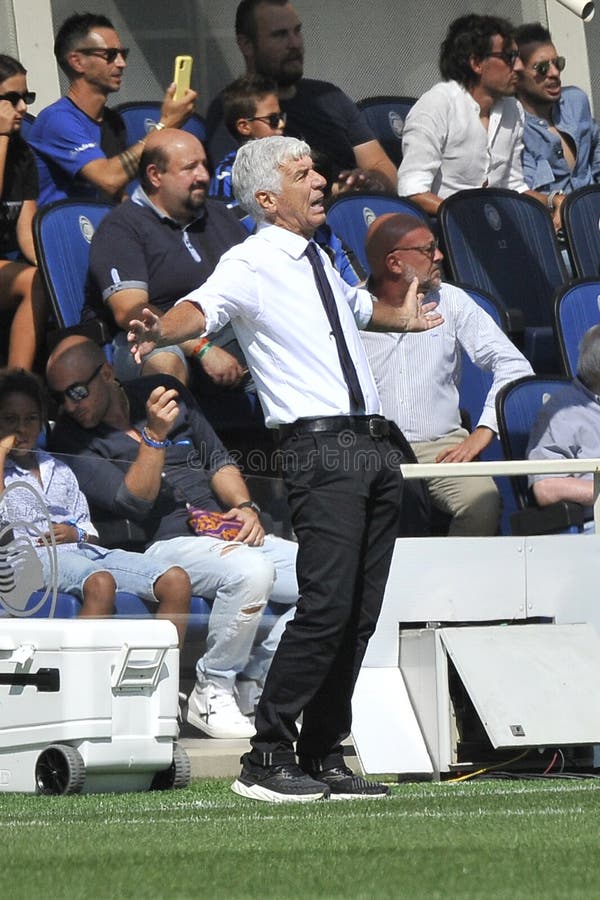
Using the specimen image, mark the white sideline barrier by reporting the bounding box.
[400,457,600,530]
[352,458,600,776]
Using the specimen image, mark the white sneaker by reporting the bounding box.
[235,678,263,717]
[187,680,255,739]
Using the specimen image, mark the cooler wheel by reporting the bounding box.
[35,744,86,795]
[150,742,191,790]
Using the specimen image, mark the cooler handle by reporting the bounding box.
[111,643,168,691]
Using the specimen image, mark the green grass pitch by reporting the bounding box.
[2,777,600,899]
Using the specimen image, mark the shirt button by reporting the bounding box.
[557,149,563,157]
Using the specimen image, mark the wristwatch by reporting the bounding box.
[237,500,261,514]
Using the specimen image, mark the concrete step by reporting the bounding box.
[178,729,358,779]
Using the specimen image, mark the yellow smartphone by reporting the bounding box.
[173,55,193,100]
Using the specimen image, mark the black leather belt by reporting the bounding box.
[278,415,390,441]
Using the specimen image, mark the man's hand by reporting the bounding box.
[402,277,444,332]
[128,308,162,363]
[145,386,180,443]
[159,83,197,129]
[198,345,247,387]
[224,505,265,546]
[435,427,494,463]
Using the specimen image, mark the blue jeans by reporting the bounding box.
[144,534,298,689]
[40,543,172,600]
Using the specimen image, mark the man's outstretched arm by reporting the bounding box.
[128,300,206,362]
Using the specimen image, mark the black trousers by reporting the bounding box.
[249,427,404,769]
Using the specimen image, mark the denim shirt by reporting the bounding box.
[521,86,600,192]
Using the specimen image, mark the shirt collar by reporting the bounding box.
[258,223,314,260]
[132,185,206,228]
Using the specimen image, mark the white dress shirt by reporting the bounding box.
[397,80,528,199]
[361,283,533,442]
[181,224,381,426]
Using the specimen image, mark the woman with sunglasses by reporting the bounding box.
[0,54,47,371]
[515,23,600,197]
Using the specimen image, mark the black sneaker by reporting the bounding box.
[308,764,390,800]
[231,754,330,803]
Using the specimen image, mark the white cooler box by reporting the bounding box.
[0,618,190,794]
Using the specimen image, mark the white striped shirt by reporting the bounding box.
[361,283,533,442]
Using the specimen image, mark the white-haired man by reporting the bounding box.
[129,135,444,803]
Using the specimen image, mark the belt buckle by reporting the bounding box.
[368,417,387,438]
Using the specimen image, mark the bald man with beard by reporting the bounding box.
[361,213,533,536]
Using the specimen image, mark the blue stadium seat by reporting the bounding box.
[561,185,600,278]
[326,193,428,273]
[356,95,417,166]
[495,375,585,535]
[456,284,519,534]
[554,279,600,377]
[112,102,206,145]
[33,200,113,338]
[439,188,569,374]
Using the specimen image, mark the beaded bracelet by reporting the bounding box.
[141,426,167,449]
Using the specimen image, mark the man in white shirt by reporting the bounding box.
[128,135,443,803]
[362,213,533,535]
[397,14,564,229]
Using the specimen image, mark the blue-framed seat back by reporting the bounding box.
[113,102,206,145]
[440,188,568,373]
[554,278,600,377]
[561,185,600,278]
[455,284,517,533]
[356,95,417,166]
[496,375,573,513]
[326,193,427,273]
[33,199,113,329]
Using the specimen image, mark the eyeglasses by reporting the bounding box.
[392,239,439,259]
[50,363,103,404]
[75,47,130,63]
[246,112,287,128]
[531,56,566,77]
[0,91,36,107]
[485,50,520,68]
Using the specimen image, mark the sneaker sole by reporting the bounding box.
[328,791,390,801]
[187,708,255,740]
[231,779,329,803]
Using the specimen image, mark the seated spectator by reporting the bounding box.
[205,0,397,191]
[0,368,191,643]
[83,127,249,392]
[46,337,299,738]
[361,213,533,536]
[28,12,196,206]
[209,77,366,286]
[515,23,600,195]
[0,55,47,370]
[210,73,285,203]
[397,14,565,230]
[527,325,600,532]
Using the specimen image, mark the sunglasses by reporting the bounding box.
[246,112,287,129]
[531,56,566,77]
[75,47,130,63]
[0,91,36,107]
[392,239,439,259]
[50,363,103,404]
[485,50,520,68]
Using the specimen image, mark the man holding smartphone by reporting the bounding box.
[29,12,197,205]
